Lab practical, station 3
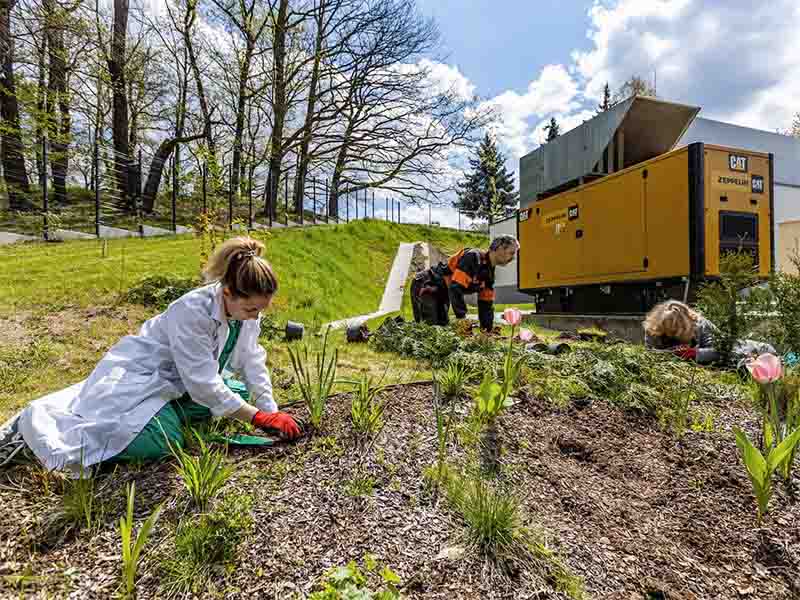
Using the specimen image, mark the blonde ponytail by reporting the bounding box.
[203,236,278,298]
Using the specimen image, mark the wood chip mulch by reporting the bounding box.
[1,382,799,599]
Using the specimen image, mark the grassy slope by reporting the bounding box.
[0,220,487,420]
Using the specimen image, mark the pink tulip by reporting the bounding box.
[519,328,534,342]
[746,353,783,384]
[503,308,522,326]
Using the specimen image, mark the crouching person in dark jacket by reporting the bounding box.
[410,235,519,332]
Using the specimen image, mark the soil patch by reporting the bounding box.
[1,384,798,598]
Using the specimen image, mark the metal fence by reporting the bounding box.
[0,139,464,242]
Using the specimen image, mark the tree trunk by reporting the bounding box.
[230,39,254,211]
[45,0,69,206]
[141,131,205,212]
[0,0,31,208]
[184,0,214,161]
[35,31,46,182]
[266,0,289,217]
[292,1,326,216]
[108,0,131,207]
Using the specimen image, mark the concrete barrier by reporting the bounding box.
[141,224,173,237]
[50,228,96,241]
[526,313,645,344]
[99,224,136,239]
[0,231,38,244]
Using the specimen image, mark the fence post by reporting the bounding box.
[346,191,349,223]
[171,155,177,233]
[42,137,48,241]
[397,200,401,224]
[458,209,461,231]
[137,149,143,237]
[94,143,100,237]
[228,164,233,230]
[284,174,288,226]
[312,176,317,225]
[202,162,207,215]
[248,166,254,230]
[355,189,358,220]
[372,189,375,219]
[324,178,329,223]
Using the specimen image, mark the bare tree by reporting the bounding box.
[0,0,30,207]
[108,0,131,205]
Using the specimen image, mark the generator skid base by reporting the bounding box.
[532,279,697,315]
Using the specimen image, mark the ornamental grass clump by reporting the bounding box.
[288,326,338,430]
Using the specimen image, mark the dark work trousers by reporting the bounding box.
[410,271,450,326]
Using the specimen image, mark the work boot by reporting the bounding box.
[0,413,34,468]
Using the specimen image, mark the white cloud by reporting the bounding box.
[418,59,476,101]
[573,0,800,130]
[481,64,581,163]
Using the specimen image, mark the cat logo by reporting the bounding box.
[568,205,579,220]
[729,154,748,172]
[751,175,764,194]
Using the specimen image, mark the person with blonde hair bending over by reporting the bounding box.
[8,237,302,473]
[643,299,774,365]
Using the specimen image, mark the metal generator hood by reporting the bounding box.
[519,96,701,206]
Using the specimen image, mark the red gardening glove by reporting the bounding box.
[673,345,697,361]
[252,411,302,440]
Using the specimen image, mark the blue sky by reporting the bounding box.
[403,0,800,227]
[417,0,592,98]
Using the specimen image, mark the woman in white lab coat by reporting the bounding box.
[10,236,301,472]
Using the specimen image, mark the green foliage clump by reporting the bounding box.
[126,274,200,309]
[767,253,800,354]
[162,494,253,594]
[309,555,401,600]
[696,251,770,365]
[369,319,463,366]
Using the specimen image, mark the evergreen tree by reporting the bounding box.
[597,82,612,113]
[454,133,518,222]
[544,117,560,142]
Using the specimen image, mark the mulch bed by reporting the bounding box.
[1,382,799,599]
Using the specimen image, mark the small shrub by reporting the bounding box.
[696,251,770,365]
[171,431,234,512]
[120,482,163,599]
[345,473,376,497]
[162,494,253,594]
[126,275,200,309]
[442,468,585,597]
[434,362,472,399]
[309,555,401,600]
[346,373,388,438]
[62,461,98,531]
[767,252,800,354]
[288,326,338,430]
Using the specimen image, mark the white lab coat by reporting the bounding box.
[18,282,277,472]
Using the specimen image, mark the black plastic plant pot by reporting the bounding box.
[526,342,549,354]
[548,342,571,355]
[285,321,305,341]
[346,322,369,343]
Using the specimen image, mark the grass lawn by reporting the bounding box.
[0,220,485,421]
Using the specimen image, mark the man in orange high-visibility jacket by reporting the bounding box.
[410,235,519,332]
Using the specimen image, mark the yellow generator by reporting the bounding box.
[517,100,774,314]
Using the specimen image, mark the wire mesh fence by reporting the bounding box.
[0,139,463,244]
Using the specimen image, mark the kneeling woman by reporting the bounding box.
[15,237,301,473]
[643,299,775,365]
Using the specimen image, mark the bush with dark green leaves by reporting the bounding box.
[696,251,771,365]
[126,275,200,309]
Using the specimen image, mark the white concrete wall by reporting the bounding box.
[490,216,518,288]
[774,184,800,259]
